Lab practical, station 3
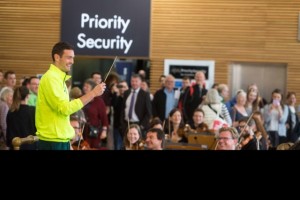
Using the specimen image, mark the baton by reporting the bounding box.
[103,56,118,82]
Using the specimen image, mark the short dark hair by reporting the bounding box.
[193,108,205,116]
[22,78,30,86]
[149,117,162,129]
[29,76,39,83]
[4,70,15,79]
[147,128,165,148]
[131,74,142,80]
[51,42,74,61]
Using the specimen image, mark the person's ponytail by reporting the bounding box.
[10,86,29,112]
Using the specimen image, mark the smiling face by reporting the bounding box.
[83,82,93,94]
[127,127,140,145]
[195,71,206,85]
[247,91,257,103]
[170,110,182,125]
[54,49,74,73]
[146,132,162,150]
[29,78,39,95]
[92,74,102,84]
[193,111,204,125]
[287,93,296,105]
[216,131,237,150]
[130,76,141,90]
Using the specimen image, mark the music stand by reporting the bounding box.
[188,133,217,150]
[164,142,203,150]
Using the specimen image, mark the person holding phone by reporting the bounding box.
[263,89,288,148]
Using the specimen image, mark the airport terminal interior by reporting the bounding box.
[0,0,300,150]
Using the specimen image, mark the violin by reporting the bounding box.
[72,139,92,150]
[125,142,145,150]
[184,124,212,134]
[239,133,253,147]
[235,112,271,150]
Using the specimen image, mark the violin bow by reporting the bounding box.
[237,113,254,145]
[162,119,166,130]
[77,123,85,150]
[103,56,118,83]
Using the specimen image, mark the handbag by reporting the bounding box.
[88,125,100,138]
[208,104,228,130]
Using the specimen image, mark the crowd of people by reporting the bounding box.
[0,41,299,150]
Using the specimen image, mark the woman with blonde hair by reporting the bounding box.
[230,90,248,128]
[0,87,13,145]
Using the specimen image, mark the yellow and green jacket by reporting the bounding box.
[36,64,83,142]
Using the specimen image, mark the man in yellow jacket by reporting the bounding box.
[36,42,106,150]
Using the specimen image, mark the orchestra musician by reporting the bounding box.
[187,108,211,134]
[236,112,268,150]
[149,117,163,130]
[163,108,187,143]
[145,128,165,150]
[122,124,144,150]
[70,114,91,150]
[215,127,239,150]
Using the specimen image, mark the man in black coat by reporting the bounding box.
[152,75,179,122]
[121,74,152,138]
[180,71,207,124]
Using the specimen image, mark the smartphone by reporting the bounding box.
[273,99,280,106]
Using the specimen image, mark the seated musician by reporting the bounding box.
[238,114,268,150]
[122,124,144,150]
[163,108,187,143]
[188,108,211,133]
[145,128,165,150]
[149,117,163,130]
[237,118,257,150]
[70,114,91,150]
[215,127,239,150]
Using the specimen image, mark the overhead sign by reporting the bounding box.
[61,0,151,57]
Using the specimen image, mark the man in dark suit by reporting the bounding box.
[181,71,207,124]
[121,74,152,138]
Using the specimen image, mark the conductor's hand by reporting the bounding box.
[92,82,106,97]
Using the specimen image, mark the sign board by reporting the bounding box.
[164,59,215,89]
[61,0,151,57]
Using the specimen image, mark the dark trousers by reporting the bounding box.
[38,140,70,150]
[113,128,123,150]
[268,131,279,147]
